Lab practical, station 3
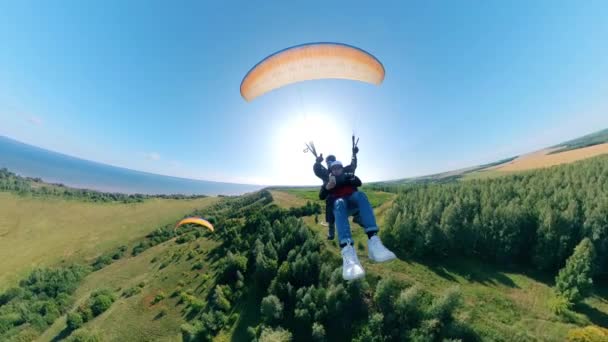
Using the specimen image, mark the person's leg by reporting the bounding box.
[348,191,379,235]
[335,197,365,281]
[352,212,363,227]
[334,198,353,246]
[328,222,335,240]
[349,191,396,262]
[326,200,335,240]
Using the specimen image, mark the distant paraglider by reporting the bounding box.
[175,217,214,232]
[240,42,385,102]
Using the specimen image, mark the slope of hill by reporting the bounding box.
[2,129,608,341]
[377,128,608,185]
[0,192,217,290]
[262,189,607,341]
[0,185,606,341]
[484,143,608,173]
[551,128,608,153]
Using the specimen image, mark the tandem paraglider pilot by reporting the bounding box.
[319,158,396,281]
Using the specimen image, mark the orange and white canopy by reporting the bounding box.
[240,42,385,102]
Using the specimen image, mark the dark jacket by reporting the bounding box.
[319,173,362,200]
[313,153,357,184]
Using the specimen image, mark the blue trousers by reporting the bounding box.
[333,191,379,245]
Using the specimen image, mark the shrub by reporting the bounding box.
[66,312,84,331]
[122,286,142,298]
[153,292,166,304]
[548,294,572,315]
[566,326,608,342]
[65,329,102,342]
[261,295,283,324]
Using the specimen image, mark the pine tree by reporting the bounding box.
[555,238,596,304]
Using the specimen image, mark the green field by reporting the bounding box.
[2,162,608,341]
[39,237,220,342]
[280,187,395,208]
[0,192,217,289]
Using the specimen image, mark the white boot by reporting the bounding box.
[368,235,397,262]
[341,244,365,281]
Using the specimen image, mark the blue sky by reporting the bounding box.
[1,1,607,185]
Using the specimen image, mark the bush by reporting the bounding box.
[261,295,284,324]
[132,242,150,256]
[428,286,462,322]
[549,294,572,315]
[122,286,142,298]
[64,329,101,342]
[66,312,84,331]
[181,322,204,342]
[259,326,293,342]
[91,255,112,271]
[88,290,115,316]
[566,325,608,342]
[0,265,89,337]
[312,322,326,341]
[395,285,424,326]
[374,277,404,313]
[153,292,166,304]
[77,304,94,322]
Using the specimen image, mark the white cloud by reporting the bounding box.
[144,152,161,161]
[27,116,43,126]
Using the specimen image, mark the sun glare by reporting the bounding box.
[273,111,352,185]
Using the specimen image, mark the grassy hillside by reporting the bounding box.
[489,143,608,173]
[277,187,395,209]
[551,128,608,154]
[0,192,217,289]
[38,236,220,342]
[2,154,608,341]
[281,186,608,341]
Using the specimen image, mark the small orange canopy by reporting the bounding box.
[175,217,214,232]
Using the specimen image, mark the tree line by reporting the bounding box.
[381,155,608,276]
[0,168,207,203]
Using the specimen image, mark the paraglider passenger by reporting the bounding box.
[320,160,396,281]
[313,147,360,239]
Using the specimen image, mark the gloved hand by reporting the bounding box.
[316,153,324,163]
[326,174,337,190]
[352,146,359,154]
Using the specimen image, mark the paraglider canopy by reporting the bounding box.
[240,42,385,102]
[175,217,214,232]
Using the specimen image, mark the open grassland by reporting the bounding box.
[490,143,608,172]
[39,237,219,342]
[0,192,218,289]
[2,183,606,341]
[278,187,395,208]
